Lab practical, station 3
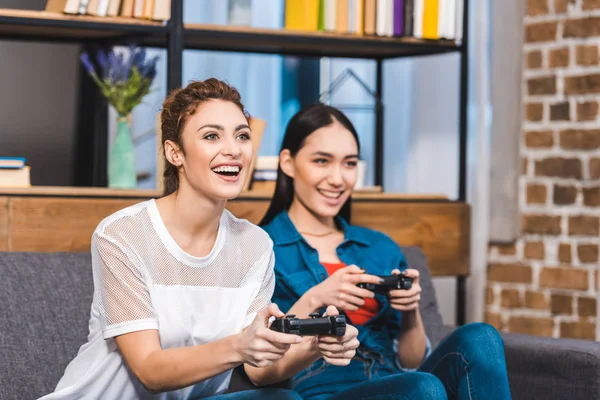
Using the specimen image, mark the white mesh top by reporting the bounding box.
[40,199,275,400]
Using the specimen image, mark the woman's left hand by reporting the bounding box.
[315,305,360,366]
[389,269,422,312]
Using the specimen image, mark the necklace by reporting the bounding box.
[298,230,338,237]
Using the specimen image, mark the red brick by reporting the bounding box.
[527,50,543,69]
[488,263,534,283]
[577,244,598,262]
[525,291,548,310]
[563,17,600,38]
[524,241,545,259]
[485,312,503,331]
[565,74,600,94]
[535,158,582,179]
[576,45,599,66]
[540,267,589,290]
[549,48,569,68]
[508,316,554,337]
[525,130,554,148]
[522,214,562,235]
[569,215,600,236]
[528,0,549,15]
[526,103,544,121]
[589,158,600,179]
[583,186,600,207]
[527,183,547,204]
[560,321,596,340]
[497,244,517,255]
[554,184,578,205]
[550,102,570,120]
[555,0,575,13]
[583,0,600,10]
[560,129,600,150]
[526,21,558,42]
[501,289,523,308]
[578,297,597,317]
[577,101,598,121]
[551,293,573,314]
[528,76,557,95]
[558,243,572,263]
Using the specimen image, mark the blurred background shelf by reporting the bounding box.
[183,23,460,58]
[0,9,168,46]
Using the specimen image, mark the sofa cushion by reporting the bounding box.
[401,246,446,347]
[0,252,93,400]
[0,247,444,399]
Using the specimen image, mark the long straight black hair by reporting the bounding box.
[259,103,361,227]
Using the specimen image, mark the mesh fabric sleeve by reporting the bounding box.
[92,232,158,339]
[243,250,276,328]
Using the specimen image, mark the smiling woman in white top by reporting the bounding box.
[40,78,359,400]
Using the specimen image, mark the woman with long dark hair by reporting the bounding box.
[260,103,512,400]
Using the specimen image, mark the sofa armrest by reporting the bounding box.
[502,332,600,400]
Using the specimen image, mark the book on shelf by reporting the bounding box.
[44,0,171,21]
[0,157,26,169]
[281,0,463,41]
[0,166,31,188]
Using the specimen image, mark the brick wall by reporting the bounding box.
[485,0,599,340]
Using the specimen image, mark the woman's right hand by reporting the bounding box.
[307,265,383,311]
[234,303,302,368]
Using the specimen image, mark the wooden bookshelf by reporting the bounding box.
[0,191,468,277]
[0,9,460,58]
[184,23,461,59]
[0,186,447,200]
[0,9,167,46]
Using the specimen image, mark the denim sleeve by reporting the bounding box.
[392,335,433,372]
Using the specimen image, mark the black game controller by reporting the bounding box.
[270,313,346,336]
[357,274,413,294]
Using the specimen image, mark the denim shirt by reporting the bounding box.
[262,211,432,379]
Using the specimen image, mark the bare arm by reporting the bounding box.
[115,330,242,393]
[389,269,428,369]
[396,310,428,369]
[115,304,302,393]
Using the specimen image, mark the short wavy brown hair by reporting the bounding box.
[160,78,247,196]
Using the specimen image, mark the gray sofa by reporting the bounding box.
[1,249,599,400]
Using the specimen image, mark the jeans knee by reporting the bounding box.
[454,322,504,357]
[411,373,447,399]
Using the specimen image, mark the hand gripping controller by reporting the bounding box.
[270,313,346,336]
[357,274,413,294]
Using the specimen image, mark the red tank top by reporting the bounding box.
[321,262,380,325]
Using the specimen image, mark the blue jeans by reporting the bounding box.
[206,388,303,399]
[294,322,511,400]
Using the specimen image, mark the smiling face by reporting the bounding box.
[281,119,359,219]
[164,99,253,200]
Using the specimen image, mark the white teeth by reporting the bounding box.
[212,165,240,173]
[319,190,342,199]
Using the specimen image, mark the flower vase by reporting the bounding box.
[108,116,136,189]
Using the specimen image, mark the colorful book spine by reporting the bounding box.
[393,0,404,36]
[403,0,414,36]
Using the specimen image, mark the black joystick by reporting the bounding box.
[270,313,346,336]
[357,274,413,294]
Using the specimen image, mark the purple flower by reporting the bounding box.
[79,52,96,77]
[97,49,109,80]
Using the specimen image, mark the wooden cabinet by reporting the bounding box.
[0,188,469,277]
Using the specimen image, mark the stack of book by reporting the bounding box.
[0,157,30,188]
[45,0,171,21]
[285,0,464,41]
